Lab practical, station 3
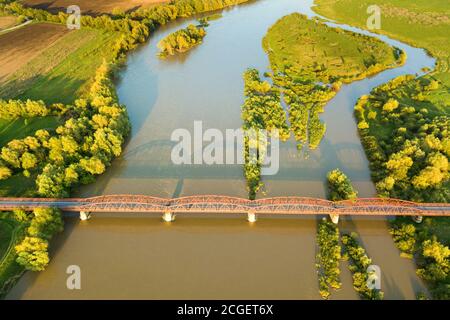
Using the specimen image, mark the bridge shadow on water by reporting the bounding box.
[78,135,373,197]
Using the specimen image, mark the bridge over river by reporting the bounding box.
[0,195,449,223]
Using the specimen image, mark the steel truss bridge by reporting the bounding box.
[0,195,449,217]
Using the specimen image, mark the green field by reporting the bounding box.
[0,173,36,197]
[313,0,449,57]
[0,218,25,299]
[0,116,59,147]
[0,220,14,259]
[263,12,400,82]
[313,0,450,106]
[0,26,120,104]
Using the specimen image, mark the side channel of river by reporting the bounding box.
[7,0,435,299]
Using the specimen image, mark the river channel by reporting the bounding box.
[7,0,435,299]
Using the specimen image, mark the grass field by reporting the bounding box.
[0,217,25,299]
[0,23,120,104]
[313,0,449,57]
[313,0,450,104]
[0,220,14,260]
[263,13,399,81]
[0,16,18,30]
[0,116,60,147]
[0,173,36,197]
[21,0,169,15]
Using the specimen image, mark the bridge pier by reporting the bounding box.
[162,211,175,222]
[329,214,339,224]
[79,211,91,221]
[412,216,423,224]
[247,211,257,223]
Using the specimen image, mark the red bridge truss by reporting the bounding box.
[0,195,449,216]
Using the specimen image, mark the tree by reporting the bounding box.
[36,164,68,197]
[327,169,357,201]
[0,165,11,180]
[417,238,450,283]
[412,152,448,189]
[27,208,64,240]
[79,157,106,175]
[21,152,37,170]
[385,152,413,180]
[382,98,399,112]
[15,237,50,271]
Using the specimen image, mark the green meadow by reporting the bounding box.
[0,116,59,147]
[313,0,450,104]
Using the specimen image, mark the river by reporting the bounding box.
[7,0,435,299]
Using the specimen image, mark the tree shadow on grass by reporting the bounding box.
[1,74,85,105]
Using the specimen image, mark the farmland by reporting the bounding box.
[21,0,169,15]
[0,24,120,104]
[0,15,18,30]
[0,23,68,84]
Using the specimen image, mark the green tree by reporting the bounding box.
[15,237,50,272]
[27,208,64,240]
[0,165,11,180]
[327,169,357,201]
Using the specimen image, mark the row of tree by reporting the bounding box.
[0,62,130,197]
[0,99,65,119]
[129,0,250,28]
[317,169,382,299]
[341,232,384,300]
[241,69,290,199]
[13,208,63,271]
[316,218,342,299]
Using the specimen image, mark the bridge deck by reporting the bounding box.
[0,195,449,216]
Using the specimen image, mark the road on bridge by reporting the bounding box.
[0,195,449,217]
